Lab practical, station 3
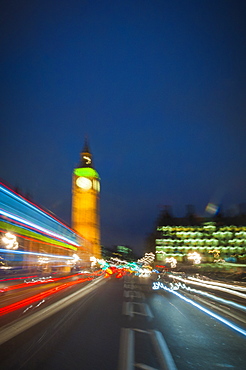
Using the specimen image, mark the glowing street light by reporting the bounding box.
[2,232,19,250]
[165,257,177,268]
[188,252,201,264]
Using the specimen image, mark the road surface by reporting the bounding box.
[0,274,245,369]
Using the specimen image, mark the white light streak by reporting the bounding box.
[187,252,201,264]
[0,209,80,246]
[152,282,246,337]
[188,276,246,292]
[170,275,246,299]
[178,284,246,313]
[35,300,46,308]
[0,184,74,232]
[0,248,74,260]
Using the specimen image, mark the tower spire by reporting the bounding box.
[82,136,90,154]
[80,137,93,167]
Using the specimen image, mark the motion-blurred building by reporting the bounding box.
[155,208,246,264]
[101,245,135,261]
[71,140,101,258]
[0,182,86,274]
[114,245,134,261]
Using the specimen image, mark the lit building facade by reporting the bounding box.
[156,220,246,264]
[71,140,101,258]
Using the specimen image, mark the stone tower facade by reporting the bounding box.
[71,139,101,258]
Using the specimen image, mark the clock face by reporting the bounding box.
[76,177,92,190]
[93,179,100,192]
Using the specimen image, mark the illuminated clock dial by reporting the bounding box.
[76,177,92,190]
[93,179,100,192]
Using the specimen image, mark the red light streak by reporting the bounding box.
[0,273,91,293]
[0,276,94,316]
[0,275,38,283]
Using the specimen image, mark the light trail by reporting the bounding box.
[172,282,246,312]
[169,275,246,299]
[188,276,246,292]
[0,248,75,260]
[0,209,80,246]
[0,275,106,346]
[0,219,78,250]
[152,282,246,337]
[0,270,103,289]
[0,183,75,233]
[0,273,82,293]
[0,275,38,282]
[0,275,96,316]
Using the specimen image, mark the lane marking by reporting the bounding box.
[133,328,149,334]
[118,328,134,370]
[124,290,145,300]
[118,328,177,370]
[124,283,138,290]
[135,363,158,369]
[150,330,177,370]
[144,303,154,320]
[123,302,153,319]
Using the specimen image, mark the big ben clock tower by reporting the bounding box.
[72,139,101,258]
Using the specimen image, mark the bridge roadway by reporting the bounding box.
[0,274,246,370]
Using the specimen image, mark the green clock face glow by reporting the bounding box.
[76,177,92,190]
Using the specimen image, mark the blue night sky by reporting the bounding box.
[1,0,246,256]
